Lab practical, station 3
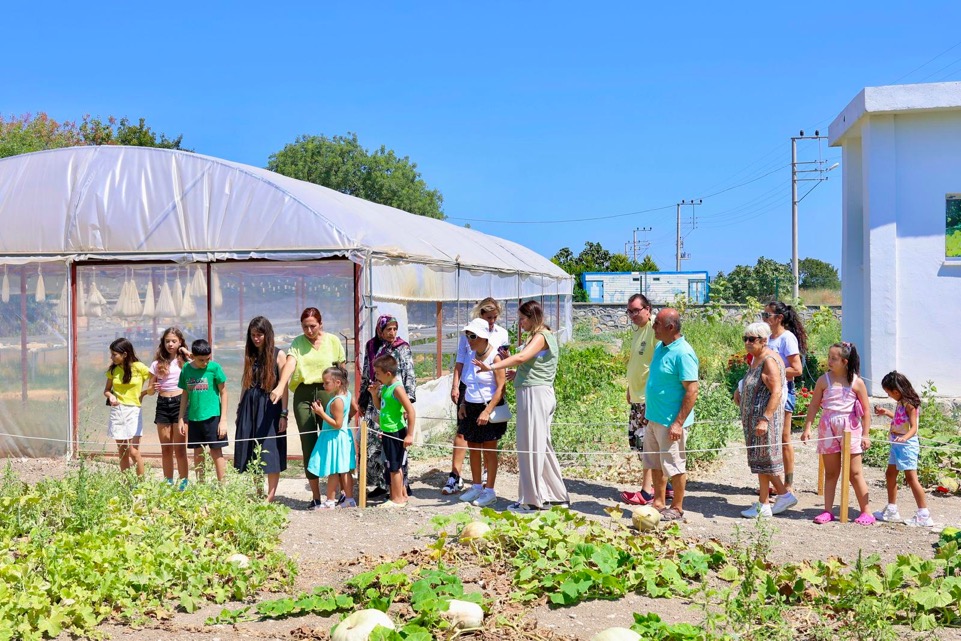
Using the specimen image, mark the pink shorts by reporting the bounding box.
[817,414,863,455]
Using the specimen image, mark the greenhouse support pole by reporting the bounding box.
[355,261,368,508]
[20,265,27,404]
[206,264,213,343]
[70,262,79,458]
[238,280,245,339]
[435,302,443,378]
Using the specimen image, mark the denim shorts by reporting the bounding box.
[784,380,796,413]
[888,434,920,471]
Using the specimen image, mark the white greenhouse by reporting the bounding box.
[0,146,573,459]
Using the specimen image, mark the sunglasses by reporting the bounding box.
[465,332,478,340]
[760,312,777,319]
[743,336,764,343]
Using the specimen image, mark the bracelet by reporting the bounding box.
[280,409,289,417]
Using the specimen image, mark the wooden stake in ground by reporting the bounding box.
[358,415,368,508]
[817,454,825,497]
[839,430,852,523]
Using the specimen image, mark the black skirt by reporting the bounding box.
[457,401,508,443]
[234,386,287,474]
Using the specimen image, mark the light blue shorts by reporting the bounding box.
[888,434,920,471]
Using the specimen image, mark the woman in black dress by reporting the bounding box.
[234,316,289,501]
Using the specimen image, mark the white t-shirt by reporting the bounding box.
[455,324,510,366]
[462,346,501,404]
[767,331,799,380]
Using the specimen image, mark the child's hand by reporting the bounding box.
[894,435,906,443]
[861,435,871,450]
[403,432,414,448]
[217,419,226,439]
[107,393,118,407]
[368,382,382,394]
[800,428,811,443]
[874,406,892,418]
[310,400,324,416]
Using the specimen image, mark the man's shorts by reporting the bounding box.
[641,420,687,477]
[888,434,920,471]
[628,402,648,454]
[381,428,409,473]
[187,416,228,450]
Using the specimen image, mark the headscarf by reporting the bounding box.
[365,315,409,379]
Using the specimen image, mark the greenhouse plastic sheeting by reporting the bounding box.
[0,146,572,303]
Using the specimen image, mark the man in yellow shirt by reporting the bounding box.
[620,294,662,505]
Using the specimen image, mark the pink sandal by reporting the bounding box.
[854,512,876,526]
[813,511,835,524]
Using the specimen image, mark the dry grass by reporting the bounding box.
[799,288,841,306]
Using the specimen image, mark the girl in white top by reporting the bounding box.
[142,327,192,487]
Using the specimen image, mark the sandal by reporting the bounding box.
[620,490,648,506]
[659,507,685,522]
[813,511,835,524]
[854,512,876,526]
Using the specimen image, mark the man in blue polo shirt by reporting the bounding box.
[643,307,699,522]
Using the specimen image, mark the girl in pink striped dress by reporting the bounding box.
[802,342,874,525]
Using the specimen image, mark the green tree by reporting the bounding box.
[638,255,659,272]
[798,257,840,290]
[0,113,188,159]
[711,257,794,303]
[267,132,444,219]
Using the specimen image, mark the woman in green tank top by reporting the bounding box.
[473,300,569,513]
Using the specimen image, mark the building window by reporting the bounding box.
[947,194,961,259]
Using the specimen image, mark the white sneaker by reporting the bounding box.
[771,492,798,515]
[460,485,484,503]
[472,488,497,507]
[741,502,773,519]
[905,512,934,527]
[874,505,903,523]
[441,474,463,495]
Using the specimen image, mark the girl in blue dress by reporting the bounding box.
[308,365,356,508]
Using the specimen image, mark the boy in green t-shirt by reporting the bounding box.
[370,354,416,508]
[178,339,229,482]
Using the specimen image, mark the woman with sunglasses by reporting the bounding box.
[443,297,509,494]
[738,322,797,518]
[762,301,808,496]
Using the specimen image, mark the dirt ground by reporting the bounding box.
[12,438,960,641]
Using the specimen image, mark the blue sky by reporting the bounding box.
[3,2,959,277]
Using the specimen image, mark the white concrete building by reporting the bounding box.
[581,270,709,305]
[830,82,961,396]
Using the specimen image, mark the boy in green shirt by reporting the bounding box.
[370,354,416,508]
[178,339,229,482]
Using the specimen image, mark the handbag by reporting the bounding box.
[488,400,512,424]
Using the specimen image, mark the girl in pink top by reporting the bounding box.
[802,342,873,525]
[142,327,192,487]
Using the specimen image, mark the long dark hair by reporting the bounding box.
[881,371,921,410]
[242,316,277,391]
[831,341,860,384]
[152,327,187,377]
[768,301,808,354]
[108,337,139,384]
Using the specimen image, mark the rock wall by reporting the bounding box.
[572,303,842,334]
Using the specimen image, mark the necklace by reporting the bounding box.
[474,345,492,360]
